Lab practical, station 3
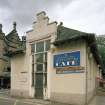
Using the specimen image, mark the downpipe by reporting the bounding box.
[85,45,88,105]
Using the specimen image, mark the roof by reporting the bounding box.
[0,24,5,40]
[4,41,26,57]
[6,30,21,44]
[0,28,5,40]
[6,22,21,46]
[0,71,10,78]
[53,25,102,67]
[54,25,95,45]
[3,22,26,57]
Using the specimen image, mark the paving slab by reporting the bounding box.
[88,96,105,105]
[0,89,105,105]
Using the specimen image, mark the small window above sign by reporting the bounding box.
[53,51,80,68]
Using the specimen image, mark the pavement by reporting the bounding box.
[0,89,105,105]
[0,96,68,105]
[0,89,68,105]
[88,95,105,105]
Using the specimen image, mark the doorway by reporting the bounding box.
[31,40,50,99]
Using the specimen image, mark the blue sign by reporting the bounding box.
[54,51,80,68]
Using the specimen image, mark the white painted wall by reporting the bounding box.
[11,11,57,98]
[27,12,57,43]
[26,11,57,98]
[10,12,100,105]
[48,40,86,97]
[48,40,99,105]
[11,54,31,97]
[86,47,98,102]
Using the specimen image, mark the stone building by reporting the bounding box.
[0,22,22,88]
[9,11,102,105]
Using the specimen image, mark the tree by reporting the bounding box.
[96,35,105,78]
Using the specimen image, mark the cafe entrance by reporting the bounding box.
[31,39,50,99]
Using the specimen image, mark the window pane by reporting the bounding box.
[45,40,50,51]
[36,64,43,72]
[35,53,43,63]
[35,74,43,86]
[36,41,44,52]
[31,44,35,53]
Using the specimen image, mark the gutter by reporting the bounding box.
[85,44,88,105]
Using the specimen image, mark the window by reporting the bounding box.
[31,39,50,53]
[36,64,43,72]
[36,41,44,53]
[31,39,50,87]
[35,53,43,63]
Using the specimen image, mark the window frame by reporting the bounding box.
[31,39,50,87]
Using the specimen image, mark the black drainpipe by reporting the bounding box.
[85,44,88,105]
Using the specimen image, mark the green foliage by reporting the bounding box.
[96,35,105,69]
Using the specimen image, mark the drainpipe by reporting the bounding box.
[85,45,88,105]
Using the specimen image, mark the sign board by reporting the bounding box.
[53,51,84,74]
[56,66,84,74]
[54,51,80,68]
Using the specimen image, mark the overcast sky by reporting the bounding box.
[0,0,105,36]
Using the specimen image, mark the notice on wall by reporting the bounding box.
[54,51,80,67]
[56,66,84,74]
[53,51,84,74]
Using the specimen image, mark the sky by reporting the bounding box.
[0,0,105,36]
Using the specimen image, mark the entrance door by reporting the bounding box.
[31,40,50,99]
[35,73,43,98]
[35,53,44,98]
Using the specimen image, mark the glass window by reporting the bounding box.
[45,40,50,51]
[35,74,43,86]
[36,41,44,52]
[36,64,43,72]
[35,53,43,63]
[31,44,35,53]
[31,39,50,89]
